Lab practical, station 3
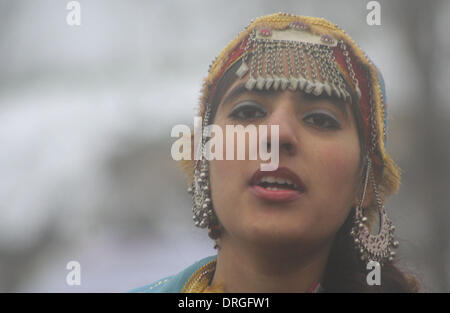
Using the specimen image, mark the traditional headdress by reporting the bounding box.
[182,13,401,265]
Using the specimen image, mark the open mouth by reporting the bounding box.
[249,167,306,202]
[255,176,300,191]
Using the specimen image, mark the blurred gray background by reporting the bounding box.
[0,0,449,292]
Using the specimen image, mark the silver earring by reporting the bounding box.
[188,104,214,229]
[350,155,399,265]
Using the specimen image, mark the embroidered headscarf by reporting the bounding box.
[180,12,401,231]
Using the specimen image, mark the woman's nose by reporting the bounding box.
[264,100,299,156]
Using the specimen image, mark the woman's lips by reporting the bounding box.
[249,185,303,202]
[249,167,306,203]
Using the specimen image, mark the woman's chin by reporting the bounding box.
[241,226,312,248]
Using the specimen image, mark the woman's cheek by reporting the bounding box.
[209,160,228,222]
[314,139,360,215]
[210,159,248,237]
[209,141,242,214]
[316,133,359,182]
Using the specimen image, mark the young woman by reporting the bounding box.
[132,13,418,293]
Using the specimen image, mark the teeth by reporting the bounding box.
[257,176,301,191]
[275,177,288,184]
[259,176,294,185]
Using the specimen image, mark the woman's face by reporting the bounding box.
[208,71,362,251]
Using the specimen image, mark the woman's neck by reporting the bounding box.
[210,235,332,293]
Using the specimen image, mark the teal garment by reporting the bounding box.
[129,255,217,293]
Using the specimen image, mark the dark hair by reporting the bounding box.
[209,57,419,292]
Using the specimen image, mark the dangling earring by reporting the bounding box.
[187,103,221,248]
[350,155,399,265]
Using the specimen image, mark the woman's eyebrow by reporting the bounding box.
[221,81,348,118]
[301,93,349,118]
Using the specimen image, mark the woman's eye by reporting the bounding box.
[304,112,340,130]
[228,102,267,121]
